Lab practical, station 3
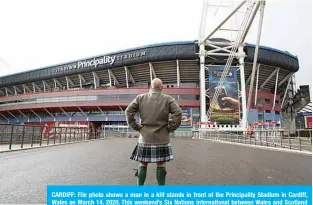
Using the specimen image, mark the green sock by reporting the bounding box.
[137,166,147,185]
[156,167,167,185]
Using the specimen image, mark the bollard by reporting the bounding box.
[21,125,25,149]
[289,138,291,150]
[69,128,72,142]
[65,127,68,143]
[60,128,63,144]
[9,125,14,150]
[54,127,57,145]
[299,138,302,151]
[47,128,50,146]
[265,135,268,147]
[31,126,34,148]
[39,126,43,146]
[280,137,282,148]
[74,128,76,142]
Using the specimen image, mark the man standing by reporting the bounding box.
[125,78,182,186]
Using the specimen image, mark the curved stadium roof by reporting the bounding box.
[0,40,299,88]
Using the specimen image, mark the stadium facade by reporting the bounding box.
[0,40,299,131]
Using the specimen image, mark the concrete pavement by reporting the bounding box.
[0,138,311,204]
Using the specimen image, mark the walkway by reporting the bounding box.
[0,138,311,204]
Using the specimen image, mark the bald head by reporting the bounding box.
[151,78,163,89]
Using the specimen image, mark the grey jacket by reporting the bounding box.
[125,88,182,144]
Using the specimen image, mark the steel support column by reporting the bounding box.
[54,79,62,90]
[77,107,88,118]
[92,72,99,89]
[78,74,85,89]
[60,107,70,119]
[118,106,124,112]
[44,108,54,118]
[254,64,260,106]
[30,109,42,122]
[79,75,82,88]
[281,77,292,109]
[13,86,17,95]
[260,68,279,89]
[97,106,105,115]
[8,111,18,121]
[278,73,293,88]
[0,113,8,121]
[201,0,247,44]
[32,83,36,93]
[22,84,31,94]
[272,68,280,110]
[246,0,265,115]
[239,46,247,129]
[65,76,74,90]
[108,70,112,87]
[66,77,70,90]
[241,1,261,43]
[149,62,156,82]
[18,110,27,118]
[176,60,181,87]
[124,66,129,88]
[44,108,55,121]
[199,43,207,123]
[42,81,46,92]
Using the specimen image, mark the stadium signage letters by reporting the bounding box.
[77,56,116,69]
[55,51,147,73]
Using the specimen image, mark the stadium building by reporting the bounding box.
[0,40,299,132]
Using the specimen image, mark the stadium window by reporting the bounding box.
[275,100,279,104]
[265,99,270,104]
[256,98,263,107]
[265,110,271,113]
[275,111,280,115]
[258,110,263,122]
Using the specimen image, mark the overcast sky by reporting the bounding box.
[0,0,311,91]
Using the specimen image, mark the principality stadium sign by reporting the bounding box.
[77,55,116,69]
[55,51,147,73]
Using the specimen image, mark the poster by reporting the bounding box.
[25,121,89,139]
[208,65,239,124]
[305,116,312,129]
[180,108,192,128]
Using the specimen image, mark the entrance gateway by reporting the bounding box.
[198,0,266,131]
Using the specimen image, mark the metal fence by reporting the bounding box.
[0,124,105,152]
[194,129,312,152]
[83,127,312,153]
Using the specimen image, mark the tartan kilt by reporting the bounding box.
[130,143,174,163]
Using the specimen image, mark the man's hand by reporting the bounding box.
[221,97,239,110]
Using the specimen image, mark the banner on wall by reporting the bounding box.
[305,116,312,129]
[180,108,192,127]
[25,121,90,139]
[207,65,240,124]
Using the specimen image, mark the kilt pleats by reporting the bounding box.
[130,143,174,163]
